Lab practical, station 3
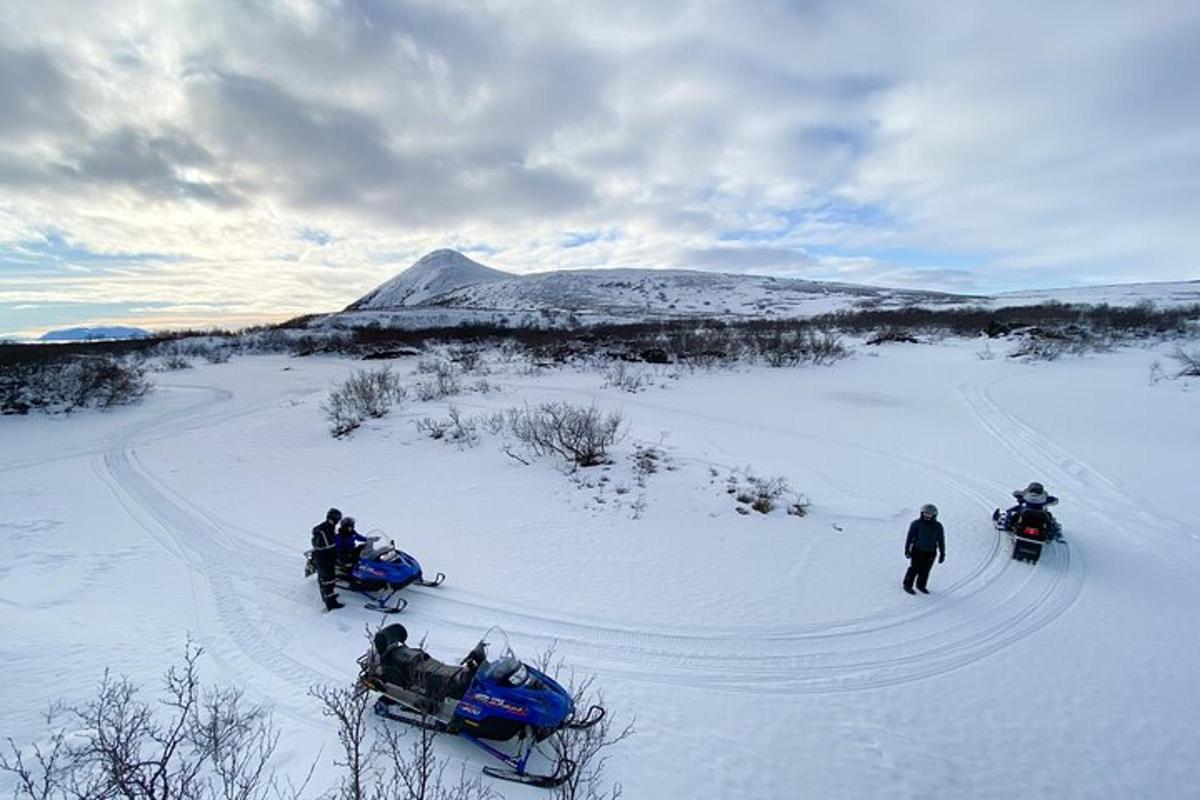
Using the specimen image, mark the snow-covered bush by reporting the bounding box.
[321,366,406,437]
[413,355,463,401]
[414,404,479,446]
[159,353,193,370]
[1172,346,1200,377]
[753,329,849,367]
[1,355,150,414]
[505,401,625,467]
[726,470,809,516]
[602,361,652,392]
[0,641,498,800]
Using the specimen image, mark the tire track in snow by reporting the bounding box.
[94,386,345,724]
[374,379,1087,693]
[97,373,1086,697]
[958,379,1199,566]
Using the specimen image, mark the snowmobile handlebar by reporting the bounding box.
[462,640,487,670]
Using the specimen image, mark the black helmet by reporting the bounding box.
[920,503,938,518]
[326,507,343,523]
[1026,482,1045,495]
[339,516,356,530]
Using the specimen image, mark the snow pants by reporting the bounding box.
[313,550,340,609]
[904,549,937,591]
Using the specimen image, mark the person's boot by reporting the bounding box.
[325,598,345,610]
[917,586,930,594]
[903,584,916,595]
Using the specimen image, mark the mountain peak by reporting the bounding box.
[347,249,513,310]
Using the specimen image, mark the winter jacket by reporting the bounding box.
[906,518,945,556]
[311,520,337,552]
[335,527,369,552]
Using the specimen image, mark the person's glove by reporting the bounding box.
[938,552,945,563]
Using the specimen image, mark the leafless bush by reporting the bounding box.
[754,329,848,367]
[1010,326,1113,362]
[601,362,651,393]
[414,405,478,447]
[0,642,280,800]
[1,356,150,414]
[445,345,487,374]
[1171,346,1200,377]
[413,368,462,402]
[726,470,806,516]
[322,367,406,437]
[505,402,625,467]
[310,674,496,800]
[534,648,633,800]
[159,353,193,370]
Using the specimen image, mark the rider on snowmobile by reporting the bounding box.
[1000,482,1061,539]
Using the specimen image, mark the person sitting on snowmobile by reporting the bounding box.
[311,508,344,611]
[335,516,373,577]
[999,482,1061,539]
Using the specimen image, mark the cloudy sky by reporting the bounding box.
[2,0,1198,336]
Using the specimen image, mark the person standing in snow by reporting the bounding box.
[903,503,946,595]
[311,508,344,610]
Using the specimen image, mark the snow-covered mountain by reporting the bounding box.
[346,249,512,310]
[327,249,1199,331]
[39,326,151,342]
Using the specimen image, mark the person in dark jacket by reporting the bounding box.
[903,503,946,595]
[334,516,371,577]
[311,507,344,610]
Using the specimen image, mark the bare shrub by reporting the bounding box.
[322,366,405,437]
[506,402,625,467]
[754,329,848,367]
[0,642,280,800]
[726,470,807,516]
[601,362,651,393]
[1,356,150,415]
[1171,346,1200,377]
[159,353,193,370]
[414,405,478,447]
[534,648,633,800]
[445,344,487,374]
[310,677,496,800]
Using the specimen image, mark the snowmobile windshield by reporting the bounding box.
[484,656,529,687]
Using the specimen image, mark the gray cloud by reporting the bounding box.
[1,0,1198,334]
[0,45,85,141]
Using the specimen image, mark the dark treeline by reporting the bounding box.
[4,301,1198,369]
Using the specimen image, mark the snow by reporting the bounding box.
[3,337,1200,799]
[333,250,1200,334]
[348,249,513,310]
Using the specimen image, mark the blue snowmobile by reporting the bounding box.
[305,535,444,613]
[358,624,605,788]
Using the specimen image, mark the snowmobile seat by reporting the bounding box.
[1014,508,1052,539]
[373,625,473,700]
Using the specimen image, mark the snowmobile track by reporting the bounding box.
[95,376,1087,697]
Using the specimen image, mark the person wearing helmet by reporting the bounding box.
[903,503,946,594]
[334,516,371,577]
[311,507,344,610]
[1000,482,1061,538]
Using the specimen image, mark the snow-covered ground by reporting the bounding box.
[3,339,1199,799]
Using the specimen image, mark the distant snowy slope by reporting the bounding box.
[347,249,512,309]
[39,326,151,341]
[333,249,1199,331]
[428,268,970,317]
[992,280,1200,308]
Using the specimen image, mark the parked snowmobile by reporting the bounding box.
[993,499,1063,564]
[358,623,604,788]
[305,535,444,613]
